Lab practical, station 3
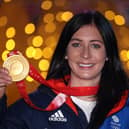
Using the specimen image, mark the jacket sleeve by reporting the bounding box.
[0,95,7,125]
[0,95,24,129]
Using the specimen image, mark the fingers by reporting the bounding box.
[0,67,12,86]
[0,67,12,98]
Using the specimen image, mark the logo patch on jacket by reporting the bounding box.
[49,110,67,122]
[110,115,121,129]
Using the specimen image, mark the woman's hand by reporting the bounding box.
[0,67,12,98]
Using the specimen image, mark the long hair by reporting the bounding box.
[46,10,129,129]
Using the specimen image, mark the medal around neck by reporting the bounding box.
[3,54,29,81]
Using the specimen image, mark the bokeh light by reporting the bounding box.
[45,36,57,48]
[56,11,64,22]
[26,76,34,82]
[26,46,36,58]
[6,39,15,50]
[114,15,125,26]
[6,27,16,38]
[39,59,50,71]
[44,22,56,33]
[4,0,12,3]
[42,47,53,59]
[25,23,35,34]
[0,16,8,27]
[2,50,10,61]
[120,50,128,62]
[33,48,43,60]
[41,0,53,10]
[43,13,55,23]
[61,11,73,22]
[41,71,48,79]
[32,35,43,47]
[105,10,115,21]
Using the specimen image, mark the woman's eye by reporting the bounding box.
[71,43,80,47]
[91,44,101,48]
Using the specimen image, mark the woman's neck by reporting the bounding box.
[69,77,99,87]
[68,75,99,101]
[76,95,97,101]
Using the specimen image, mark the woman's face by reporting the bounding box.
[66,25,107,86]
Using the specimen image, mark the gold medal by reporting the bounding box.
[3,54,29,81]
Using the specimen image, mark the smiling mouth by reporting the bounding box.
[79,63,94,68]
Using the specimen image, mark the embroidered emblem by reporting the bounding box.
[49,110,67,122]
[110,115,121,129]
[112,115,119,123]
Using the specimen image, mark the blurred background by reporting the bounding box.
[0,0,129,105]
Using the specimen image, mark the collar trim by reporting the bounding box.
[107,90,129,116]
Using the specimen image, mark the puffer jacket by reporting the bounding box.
[0,85,129,129]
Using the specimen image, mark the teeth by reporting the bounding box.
[79,64,93,67]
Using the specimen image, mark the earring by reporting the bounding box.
[105,57,108,61]
[65,56,68,59]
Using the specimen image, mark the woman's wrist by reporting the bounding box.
[0,87,6,98]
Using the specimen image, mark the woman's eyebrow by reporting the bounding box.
[70,38,103,43]
[90,40,104,44]
[70,38,82,42]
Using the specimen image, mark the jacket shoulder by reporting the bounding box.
[8,84,56,115]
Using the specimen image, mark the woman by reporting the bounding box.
[0,10,129,129]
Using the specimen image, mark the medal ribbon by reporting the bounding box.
[7,51,99,111]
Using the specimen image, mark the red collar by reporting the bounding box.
[107,90,129,116]
[64,90,129,116]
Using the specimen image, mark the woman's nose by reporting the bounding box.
[81,46,91,59]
